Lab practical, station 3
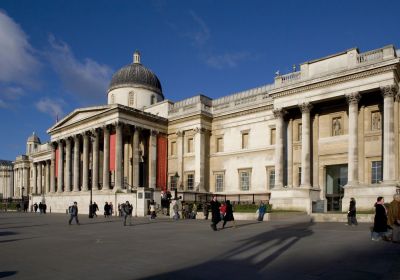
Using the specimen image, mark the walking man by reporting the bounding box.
[122,201,133,226]
[210,196,221,231]
[68,202,80,225]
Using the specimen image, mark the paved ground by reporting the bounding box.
[0,212,399,280]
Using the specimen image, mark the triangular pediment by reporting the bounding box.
[47,105,112,133]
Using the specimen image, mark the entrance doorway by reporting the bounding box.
[325,164,347,212]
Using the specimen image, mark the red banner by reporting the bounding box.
[156,134,167,191]
[55,148,59,177]
[109,133,116,171]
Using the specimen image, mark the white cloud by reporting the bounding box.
[187,10,210,48]
[35,98,65,119]
[0,10,40,87]
[46,36,113,106]
[205,52,252,69]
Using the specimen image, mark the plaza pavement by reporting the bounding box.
[0,212,399,280]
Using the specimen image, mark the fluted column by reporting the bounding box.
[102,126,110,191]
[273,109,286,188]
[346,92,360,186]
[65,138,72,192]
[287,119,293,187]
[382,85,398,183]
[148,130,157,189]
[32,163,37,194]
[45,161,50,193]
[92,129,99,191]
[82,133,89,191]
[194,127,206,192]
[50,144,56,193]
[73,135,80,192]
[57,140,64,193]
[115,123,123,190]
[37,162,42,194]
[299,102,312,188]
[133,127,140,188]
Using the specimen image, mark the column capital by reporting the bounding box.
[150,130,159,136]
[176,130,184,137]
[381,84,399,98]
[193,127,207,135]
[273,108,287,119]
[346,92,361,105]
[299,102,313,113]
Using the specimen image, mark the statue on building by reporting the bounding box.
[332,118,341,136]
[372,112,381,131]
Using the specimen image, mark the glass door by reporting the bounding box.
[326,164,347,212]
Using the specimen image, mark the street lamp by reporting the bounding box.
[88,133,95,219]
[173,172,179,200]
[21,186,25,212]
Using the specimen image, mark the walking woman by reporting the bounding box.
[372,196,389,241]
[222,200,236,229]
[347,198,358,226]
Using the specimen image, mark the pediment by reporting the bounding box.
[47,105,111,133]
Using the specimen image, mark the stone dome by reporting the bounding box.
[108,51,163,97]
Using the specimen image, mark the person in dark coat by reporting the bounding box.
[347,198,358,226]
[222,200,236,229]
[210,196,221,231]
[372,196,388,241]
[68,202,80,225]
[92,202,99,217]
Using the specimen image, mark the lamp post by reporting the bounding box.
[21,186,25,212]
[88,133,95,219]
[173,172,179,200]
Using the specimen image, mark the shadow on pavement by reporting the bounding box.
[0,231,17,236]
[0,271,17,278]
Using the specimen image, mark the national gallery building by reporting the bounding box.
[1,45,399,215]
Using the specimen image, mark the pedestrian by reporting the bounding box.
[92,202,99,217]
[219,202,226,221]
[172,200,180,220]
[191,203,197,219]
[149,200,156,219]
[371,196,389,241]
[43,203,47,214]
[347,197,358,226]
[118,203,122,217]
[109,202,114,216]
[39,202,43,214]
[68,202,80,225]
[122,201,133,226]
[387,194,400,243]
[104,202,110,217]
[34,203,38,213]
[257,201,267,221]
[210,196,221,231]
[222,200,236,229]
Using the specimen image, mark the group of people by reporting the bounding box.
[32,202,47,214]
[104,202,113,217]
[210,196,235,231]
[371,194,400,242]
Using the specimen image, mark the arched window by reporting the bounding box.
[111,94,115,104]
[151,95,157,105]
[128,91,135,106]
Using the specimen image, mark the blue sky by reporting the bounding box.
[0,0,399,160]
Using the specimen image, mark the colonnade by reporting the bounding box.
[30,122,158,194]
[273,85,399,188]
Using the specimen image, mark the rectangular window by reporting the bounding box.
[242,133,249,149]
[215,173,224,192]
[269,170,275,189]
[170,141,177,156]
[271,128,276,145]
[298,167,302,187]
[371,161,382,184]
[298,123,302,141]
[170,175,177,190]
[216,137,224,153]
[239,170,251,191]
[187,138,194,153]
[186,173,194,190]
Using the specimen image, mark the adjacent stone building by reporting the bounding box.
[2,45,400,214]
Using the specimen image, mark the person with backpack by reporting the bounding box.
[68,202,80,225]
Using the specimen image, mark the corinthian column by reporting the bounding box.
[102,126,110,191]
[346,92,360,186]
[273,108,286,188]
[57,140,64,193]
[381,85,398,183]
[32,163,37,194]
[73,135,80,192]
[115,123,123,190]
[65,138,72,192]
[82,133,89,191]
[50,144,56,193]
[37,163,42,194]
[299,102,312,188]
[92,129,99,191]
[132,127,140,188]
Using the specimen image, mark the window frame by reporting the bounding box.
[238,168,252,191]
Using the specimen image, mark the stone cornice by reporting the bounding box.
[213,104,274,121]
[271,64,398,99]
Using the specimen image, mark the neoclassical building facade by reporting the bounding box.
[2,45,400,214]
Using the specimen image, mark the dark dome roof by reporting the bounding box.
[108,52,162,96]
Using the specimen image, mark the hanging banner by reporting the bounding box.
[110,132,116,171]
[156,134,167,191]
[55,148,59,177]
